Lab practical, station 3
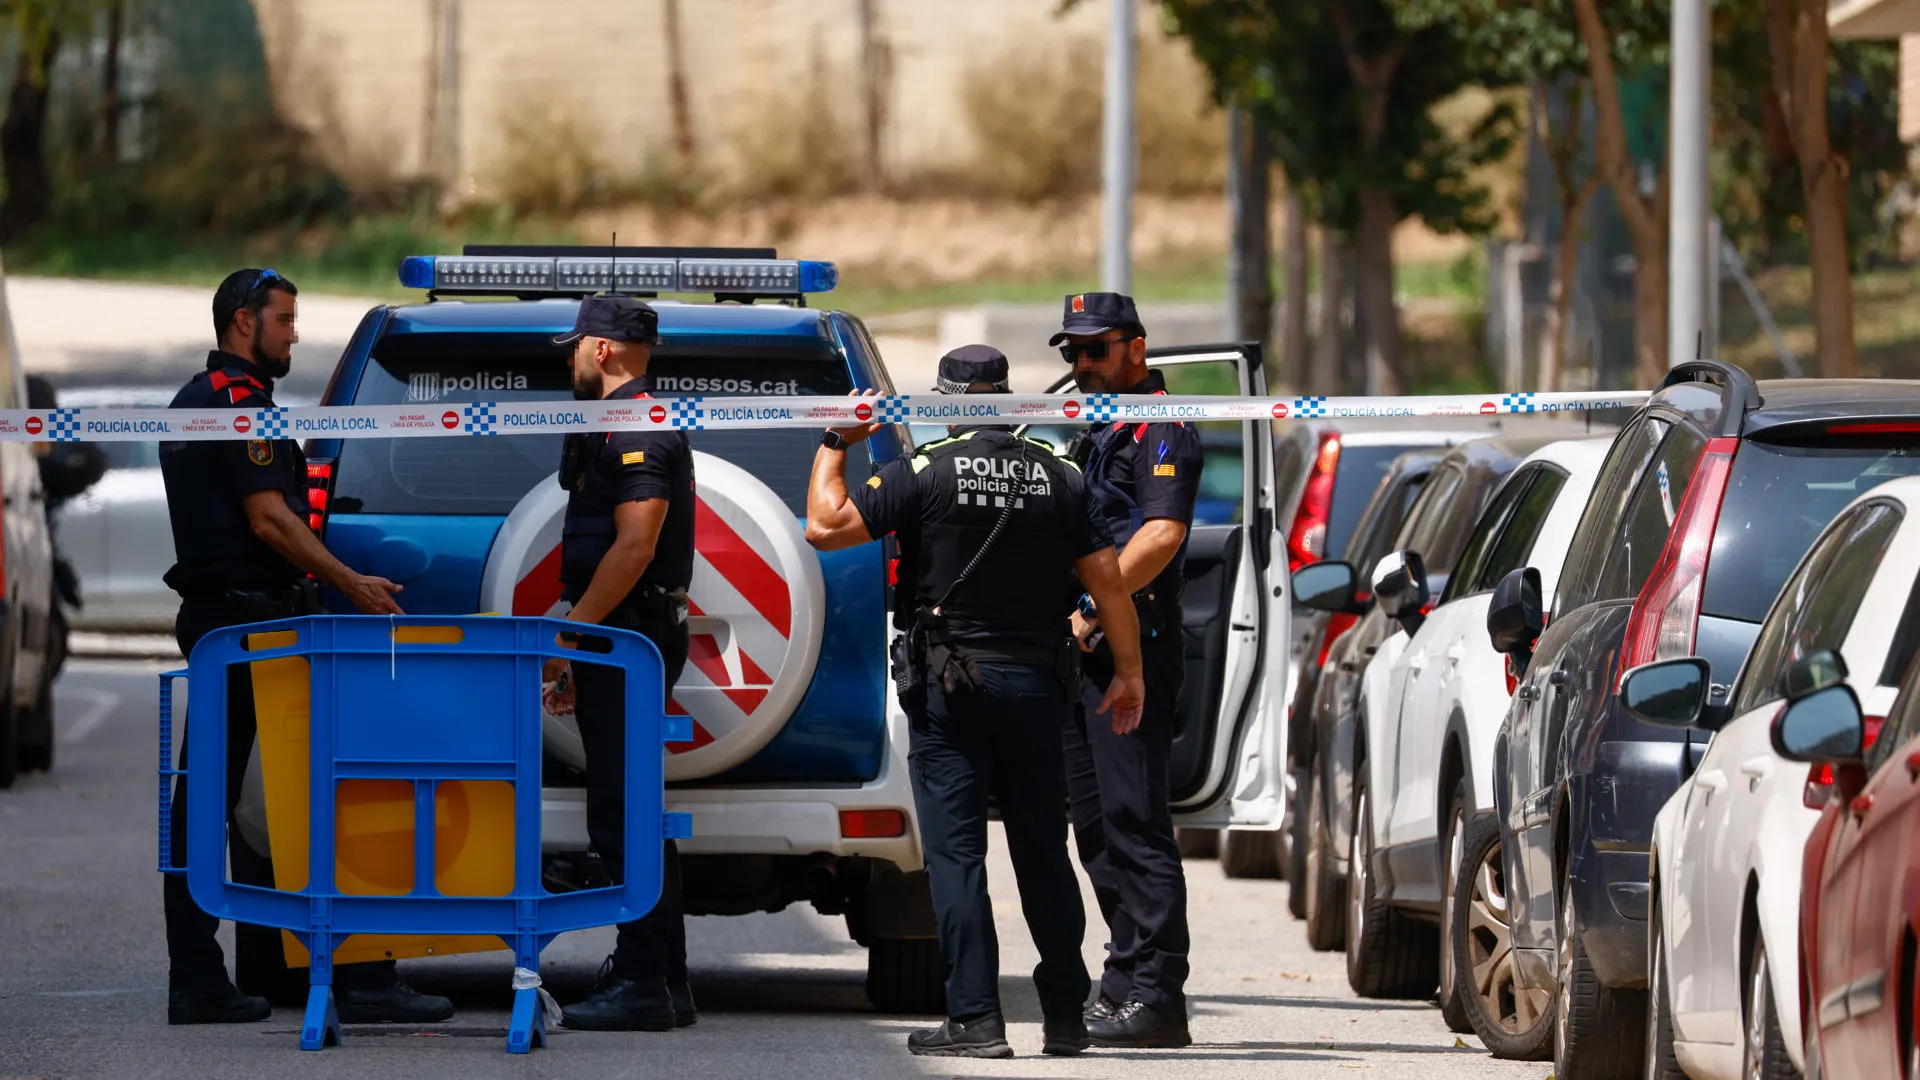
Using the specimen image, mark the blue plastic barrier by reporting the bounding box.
[157,615,692,1053]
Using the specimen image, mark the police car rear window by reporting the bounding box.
[331,331,860,517]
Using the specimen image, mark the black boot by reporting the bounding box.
[668,981,697,1028]
[336,979,454,1024]
[906,1014,1013,1058]
[168,980,271,1025]
[1089,1000,1191,1049]
[1083,993,1123,1024]
[562,963,675,1032]
[1042,1014,1090,1056]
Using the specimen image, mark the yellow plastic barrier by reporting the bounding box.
[247,626,518,965]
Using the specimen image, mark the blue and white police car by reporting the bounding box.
[277,246,1292,1011]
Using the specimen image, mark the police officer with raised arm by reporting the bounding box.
[161,268,451,1027]
[1053,293,1204,1048]
[805,344,1146,1060]
[539,294,697,1032]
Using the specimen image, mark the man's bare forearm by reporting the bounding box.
[568,536,655,626]
[250,501,362,590]
[1117,518,1188,594]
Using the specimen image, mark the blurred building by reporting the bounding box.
[1830,1,1920,138]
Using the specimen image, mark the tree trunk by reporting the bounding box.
[1767,0,1858,377]
[1355,186,1402,395]
[1540,179,1599,394]
[663,0,696,170]
[1227,104,1274,374]
[1281,186,1310,394]
[1,27,60,243]
[100,1,123,162]
[1311,228,1344,396]
[1574,0,1670,388]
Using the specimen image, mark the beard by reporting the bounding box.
[1073,368,1111,393]
[572,369,603,401]
[251,322,292,379]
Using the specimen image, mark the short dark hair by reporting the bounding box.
[213,268,298,339]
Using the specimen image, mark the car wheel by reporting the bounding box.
[1646,905,1684,1078]
[1221,829,1283,879]
[1345,776,1439,998]
[865,937,945,1015]
[1177,828,1220,860]
[1742,935,1796,1080]
[1554,872,1647,1079]
[1453,809,1552,1059]
[1437,776,1473,1034]
[1303,759,1346,951]
[16,676,53,775]
[1287,767,1310,919]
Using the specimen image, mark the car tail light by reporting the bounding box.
[887,557,899,588]
[1802,713,1886,808]
[1317,610,1359,669]
[1618,438,1739,683]
[1288,433,1342,571]
[306,459,335,535]
[839,808,906,838]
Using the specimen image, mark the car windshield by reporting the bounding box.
[332,330,860,517]
[1703,435,1920,623]
[1326,445,1417,562]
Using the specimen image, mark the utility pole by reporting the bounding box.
[1668,0,1710,368]
[1101,0,1135,295]
[1226,102,1273,360]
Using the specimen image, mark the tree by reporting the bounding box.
[1155,0,1515,395]
[1763,0,1855,377]
[0,1,65,243]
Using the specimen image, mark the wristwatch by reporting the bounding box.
[1077,593,1099,619]
[821,429,848,451]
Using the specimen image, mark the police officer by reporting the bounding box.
[160,268,452,1026]
[1053,293,1204,1048]
[804,344,1147,1059]
[538,294,696,1032]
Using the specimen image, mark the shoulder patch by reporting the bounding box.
[866,474,883,489]
[1152,439,1175,477]
[247,440,273,466]
[621,450,646,465]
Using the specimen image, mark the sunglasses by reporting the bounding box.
[1059,336,1129,364]
[247,267,285,301]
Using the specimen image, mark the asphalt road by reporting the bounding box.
[0,659,1554,1080]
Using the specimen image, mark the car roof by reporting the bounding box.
[1287,414,1614,445]
[380,297,835,340]
[1520,436,1613,476]
[1438,432,1569,473]
[1743,378,1920,437]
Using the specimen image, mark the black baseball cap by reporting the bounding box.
[1048,291,1145,346]
[554,294,661,345]
[933,344,1010,393]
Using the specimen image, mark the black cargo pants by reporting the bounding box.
[567,594,691,985]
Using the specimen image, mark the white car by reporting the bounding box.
[1345,438,1607,1037]
[1632,474,1920,1079]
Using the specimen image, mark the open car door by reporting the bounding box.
[1028,344,1284,828]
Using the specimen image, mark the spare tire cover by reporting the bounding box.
[480,452,826,781]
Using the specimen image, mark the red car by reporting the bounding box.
[1773,648,1920,1078]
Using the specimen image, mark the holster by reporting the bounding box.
[219,581,320,622]
[914,608,982,698]
[1055,637,1081,699]
[890,626,927,711]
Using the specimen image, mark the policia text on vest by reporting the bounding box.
[804,363,1145,1059]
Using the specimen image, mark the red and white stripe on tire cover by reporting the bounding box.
[478,452,826,782]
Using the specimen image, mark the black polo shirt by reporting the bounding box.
[1084,370,1204,598]
[559,375,696,608]
[159,352,308,597]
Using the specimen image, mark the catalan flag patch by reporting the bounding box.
[866,475,883,488]
[1153,464,1176,477]
[621,450,646,465]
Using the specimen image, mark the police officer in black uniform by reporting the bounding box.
[539,294,697,1033]
[160,268,452,1026]
[804,344,1147,1059]
[1053,293,1204,1048]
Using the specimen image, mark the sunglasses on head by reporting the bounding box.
[247,268,285,300]
[1059,336,1130,364]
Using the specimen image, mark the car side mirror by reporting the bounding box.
[1292,560,1358,614]
[1620,658,1712,728]
[39,442,106,501]
[1487,567,1544,667]
[1781,649,1849,702]
[1771,683,1866,764]
[1372,550,1429,636]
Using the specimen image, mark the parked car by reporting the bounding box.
[1626,474,1920,1078]
[1331,437,1609,1045]
[47,387,177,634]
[1284,446,1450,911]
[265,259,1290,1013]
[1290,427,1580,960]
[1772,618,1920,1079]
[1483,362,1920,1079]
[0,309,61,786]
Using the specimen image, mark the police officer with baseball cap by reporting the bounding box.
[1053,292,1203,1048]
[160,268,451,1026]
[540,294,698,1032]
[805,344,1146,1059]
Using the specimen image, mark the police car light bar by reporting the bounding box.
[397,255,838,296]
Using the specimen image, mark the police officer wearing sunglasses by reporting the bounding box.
[805,345,1146,1059]
[160,268,449,1026]
[1054,293,1203,1048]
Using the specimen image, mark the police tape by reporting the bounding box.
[0,389,1649,442]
